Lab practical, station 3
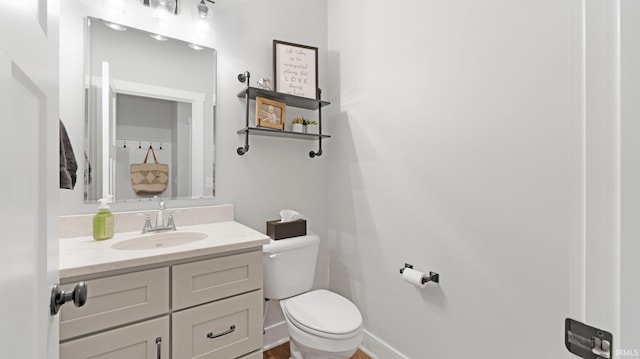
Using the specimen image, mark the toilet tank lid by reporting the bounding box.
[262,233,320,254]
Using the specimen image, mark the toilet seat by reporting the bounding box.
[282,289,363,339]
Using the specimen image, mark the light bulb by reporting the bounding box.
[103,21,127,31]
[194,0,214,20]
[197,3,209,18]
[149,33,168,41]
[163,0,176,14]
[188,43,204,51]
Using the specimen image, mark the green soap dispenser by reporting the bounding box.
[93,198,114,240]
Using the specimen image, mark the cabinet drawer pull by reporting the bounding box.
[206,325,236,339]
[155,337,161,359]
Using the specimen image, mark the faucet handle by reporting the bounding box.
[142,212,153,233]
[166,211,177,230]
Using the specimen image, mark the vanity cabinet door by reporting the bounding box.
[60,316,169,359]
[172,290,263,359]
[172,250,262,310]
[60,267,169,340]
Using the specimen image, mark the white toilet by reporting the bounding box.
[263,233,364,359]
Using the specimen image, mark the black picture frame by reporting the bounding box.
[273,40,319,99]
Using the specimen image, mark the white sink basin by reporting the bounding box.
[111,231,208,251]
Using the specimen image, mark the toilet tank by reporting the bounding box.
[262,233,320,299]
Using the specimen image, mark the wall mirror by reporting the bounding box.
[84,16,216,203]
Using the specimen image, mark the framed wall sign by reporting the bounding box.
[256,97,286,130]
[273,40,318,99]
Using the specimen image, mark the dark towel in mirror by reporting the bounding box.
[59,119,78,189]
[84,152,91,185]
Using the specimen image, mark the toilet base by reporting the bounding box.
[288,338,358,359]
[289,340,304,359]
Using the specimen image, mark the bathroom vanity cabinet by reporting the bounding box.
[59,250,263,359]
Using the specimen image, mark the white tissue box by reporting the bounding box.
[266,219,307,240]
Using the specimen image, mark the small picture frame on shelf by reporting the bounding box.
[273,40,318,99]
[256,97,286,130]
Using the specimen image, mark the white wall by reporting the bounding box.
[59,0,329,332]
[582,0,621,350]
[621,0,640,352]
[326,0,583,357]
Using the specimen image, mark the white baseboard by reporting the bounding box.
[263,323,408,359]
[360,329,409,359]
[263,320,289,351]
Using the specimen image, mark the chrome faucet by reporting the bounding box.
[141,197,176,233]
[156,198,166,228]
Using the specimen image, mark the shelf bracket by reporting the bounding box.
[237,71,251,156]
[237,143,249,156]
[309,88,324,158]
[309,138,323,158]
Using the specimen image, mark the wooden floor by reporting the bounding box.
[263,342,370,359]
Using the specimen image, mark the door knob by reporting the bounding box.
[50,282,88,315]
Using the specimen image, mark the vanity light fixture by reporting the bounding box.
[195,0,215,20]
[103,21,127,31]
[144,0,178,15]
[149,33,168,41]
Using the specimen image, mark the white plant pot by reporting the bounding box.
[306,124,319,134]
[292,123,304,133]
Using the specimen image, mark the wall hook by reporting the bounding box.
[123,140,127,148]
[159,142,163,150]
[138,141,142,149]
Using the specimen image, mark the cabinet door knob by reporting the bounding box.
[50,282,88,315]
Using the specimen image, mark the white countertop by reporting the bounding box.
[60,221,270,279]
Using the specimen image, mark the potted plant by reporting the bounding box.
[306,119,319,134]
[292,118,304,133]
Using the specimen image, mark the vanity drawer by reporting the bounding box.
[172,250,262,310]
[172,290,263,359]
[60,267,169,340]
[238,350,263,359]
[60,316,169,359]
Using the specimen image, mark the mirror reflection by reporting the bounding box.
[84,16,216,202]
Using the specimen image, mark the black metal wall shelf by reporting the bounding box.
[236,87,330,110]
[235,71,331,158]
[237,127,331,140]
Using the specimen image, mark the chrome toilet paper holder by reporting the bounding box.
[399,263,440,284]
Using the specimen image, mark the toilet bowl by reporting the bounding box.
[262,234,364,359]
[281,289,363,359]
